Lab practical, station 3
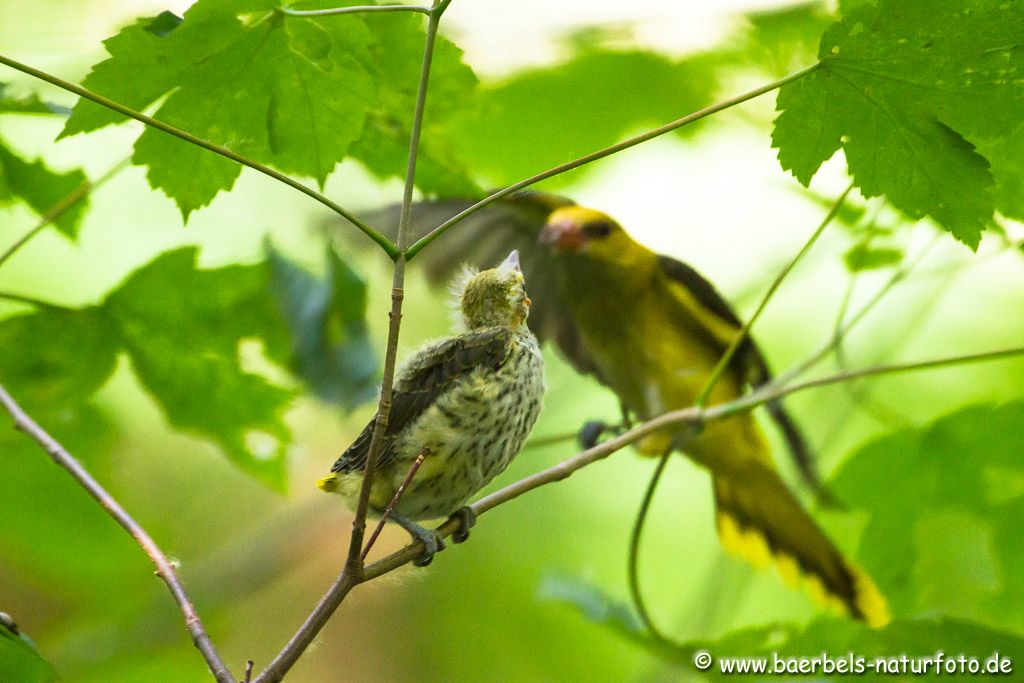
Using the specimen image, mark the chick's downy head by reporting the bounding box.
[458,250,531,330]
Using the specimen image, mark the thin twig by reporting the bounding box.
[279,4,430,17]
[361,448,429,561]
[0,54,397,259]
[627,450,673,643]
[695,181,854,407]
[404,62,822,259]
[0,384,235,683]
[778,232,943,386]
[253,3,448,681]
[0,157,131,269]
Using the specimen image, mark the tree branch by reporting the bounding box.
[0,384,235,683]
[253,3,449,680]
[695,181,855,407]
[0,54,397,259]
[404,62,822,259]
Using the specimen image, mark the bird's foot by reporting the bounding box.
[392,514,446,567]
[449,506,477,544]
[578,419,631,449]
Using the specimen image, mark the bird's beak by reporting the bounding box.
[538,220,585,252]
[501,249,522,272]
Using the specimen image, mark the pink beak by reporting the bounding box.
[502,249,521,272]
[538,220,585,251]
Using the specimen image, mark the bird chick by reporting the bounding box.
[319,250,545,565]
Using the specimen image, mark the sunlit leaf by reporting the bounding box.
[449,48,720,187]
[103,248,295,489]
[831,400,1024,630]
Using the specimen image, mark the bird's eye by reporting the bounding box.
[583,221,614,239]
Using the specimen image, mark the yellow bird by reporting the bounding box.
[360,191,889,626]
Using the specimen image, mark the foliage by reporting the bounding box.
[772,0,1024,248]
[0,245,374,489]
[0,86,86,237]
[60,0,478,218]
[2,0,1024,680]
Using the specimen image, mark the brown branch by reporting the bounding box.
[0,384,235,683]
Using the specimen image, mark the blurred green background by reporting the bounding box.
[2,0,1024,681]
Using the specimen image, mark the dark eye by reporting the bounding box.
[583,220,614,239]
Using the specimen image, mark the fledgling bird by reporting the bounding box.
[350,192,889,626]
[318,250,545,565]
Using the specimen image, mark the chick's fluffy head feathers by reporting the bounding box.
[454,250,531,330]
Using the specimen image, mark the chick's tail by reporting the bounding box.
[711,466,889,628]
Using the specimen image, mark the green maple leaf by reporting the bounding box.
[772,0,1024,248]
[61,1,378,219]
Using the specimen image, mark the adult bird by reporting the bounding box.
[353,192,888,625]
[319,250,545,566]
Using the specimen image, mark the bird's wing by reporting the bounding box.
[332,327,514,474]
[657,255,826,498]
[356,192,604,379]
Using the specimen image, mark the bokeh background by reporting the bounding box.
[2,0,1023,681]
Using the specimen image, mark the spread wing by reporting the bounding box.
[355,191,603,378]
[657,255,824,498]
[332,327,513,474]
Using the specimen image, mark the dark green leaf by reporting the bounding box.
[0,307,119,412]
[831,400,1024,629]
[103,248,294,489]
[773,0,1024,247]
[347,15,480,196]
[0,616,56,683]
[0,139,88,238]
[144,10,183,37]
[843,244,903,272]
[266,241,378,409]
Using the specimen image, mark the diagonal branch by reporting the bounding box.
[0,383,236,683]
[0,54,397,259]
[359,343,1024,580]
[404,62,822,260]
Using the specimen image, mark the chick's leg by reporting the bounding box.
[391,513,445,567]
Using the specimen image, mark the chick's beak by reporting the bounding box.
[502,249,521,272]
[539,220,585,252]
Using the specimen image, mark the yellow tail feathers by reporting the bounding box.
[317,473,339,492]
[713,471,890,628]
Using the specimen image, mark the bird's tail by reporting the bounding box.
[317,473,339,492]
[712,467,889,627]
